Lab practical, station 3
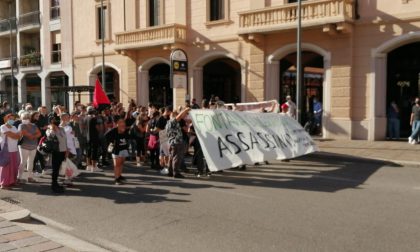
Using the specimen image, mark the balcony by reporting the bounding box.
[18,11,41,32]
[0,18,16,37]
[0,57,17,70]
[115,24,187,51]
[238,0,355,35]
[19,52,41,72]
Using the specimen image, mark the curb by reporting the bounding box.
[312,151,420,168]
[0,200,110,252]
[0,198,31,221]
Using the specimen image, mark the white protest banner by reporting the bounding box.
[190,110,318,171]
[224,100,279,112]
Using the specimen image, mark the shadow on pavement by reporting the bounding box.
[14,152,400,201]
[205,152,401,193]
[16,166,234,204]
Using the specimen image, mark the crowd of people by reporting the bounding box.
[0,95,301,193]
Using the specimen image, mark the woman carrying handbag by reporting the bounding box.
[0,114,21,190]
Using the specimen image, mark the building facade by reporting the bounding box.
[6,0,413,141]
[0,0,73,110]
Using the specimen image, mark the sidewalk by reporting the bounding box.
[315,139,420,166]
[0,199,108,252]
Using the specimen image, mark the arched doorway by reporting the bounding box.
[203,58,241,103]
[97,67,120,103]
[279,51,324,126]
[149,63,171,107]
[387,42,420,137]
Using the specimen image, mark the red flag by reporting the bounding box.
[93,78,111,109]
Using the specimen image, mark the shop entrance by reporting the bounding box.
[387,42,420,137]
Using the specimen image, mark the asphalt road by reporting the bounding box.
[1,153,420,252]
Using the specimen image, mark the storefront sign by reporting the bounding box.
[190,109,318,171]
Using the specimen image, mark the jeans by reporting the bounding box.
[387,118,400,139]
[18,147,37,180]
[410,120,420,140]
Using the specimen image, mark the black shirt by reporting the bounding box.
[86,116,99,142]
[156,116,169,130]
[105,128,130,154]
[148,118,160,136]
[413,105,420,121]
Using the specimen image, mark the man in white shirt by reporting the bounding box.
[286,95,297,119]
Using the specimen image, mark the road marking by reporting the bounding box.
[30,213,74,232]
[209,188,262,200]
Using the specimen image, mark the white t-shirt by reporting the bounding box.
[64,125,77,155]
[0,124,19,152]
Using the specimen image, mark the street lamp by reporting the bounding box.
[101,0,105,90]
[296,0,302,124]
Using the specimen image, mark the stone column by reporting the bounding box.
[265,61,280,101]
[41,75,51,108]
[192,67,203,103]
[138,70,149,106]
[369,53,387,141]
[18,77,26,105]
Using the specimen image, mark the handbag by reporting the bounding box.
[0,136,10,167]
[59,158,81,179]
[147,134,159,150]
[107,142,114,153]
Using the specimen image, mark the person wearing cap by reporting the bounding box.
[286,95,297,119]
[280,103,290,116]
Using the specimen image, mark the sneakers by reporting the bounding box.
[408,137,414,144]
[51,185,65,194]
[136,163,141,167]
[91,166,104,172]
[27,177,37,183]
[114,177,124,185]
[86,165,93,172]
[63,179,74,187]
[42,169,52,175]
[173,173,185,179]
[119,176,127,182]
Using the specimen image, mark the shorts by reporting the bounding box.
[112,150,129,159]
[160,142,170,157]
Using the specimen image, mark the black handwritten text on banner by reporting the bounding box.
[190,110,318,171]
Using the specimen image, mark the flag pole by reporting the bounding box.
[101,0,105,91]
[9,1,15,112]
[296,0,302,124]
